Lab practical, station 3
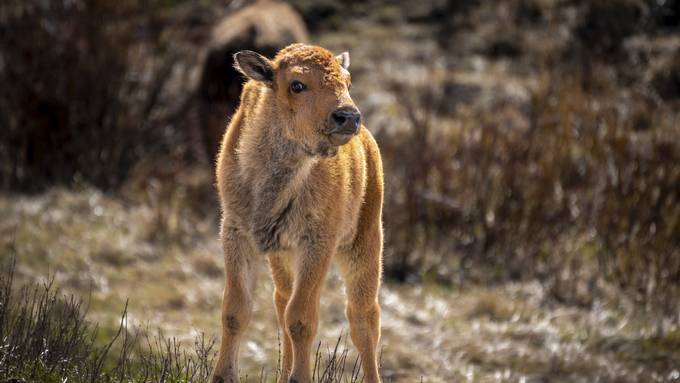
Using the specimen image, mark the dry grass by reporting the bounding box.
[0,257,216,382]
[2,195,679,381]
[0,257,374,383]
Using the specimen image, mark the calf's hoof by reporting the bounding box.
[211,371,237,383]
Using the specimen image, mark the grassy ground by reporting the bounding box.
[2,188,678,382]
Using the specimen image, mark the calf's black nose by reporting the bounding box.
[330,107,361,133]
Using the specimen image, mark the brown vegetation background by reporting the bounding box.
[1,0,679,381]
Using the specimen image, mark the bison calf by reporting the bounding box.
[212,43,384,383]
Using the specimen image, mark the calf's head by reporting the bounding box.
[234,44,359,156]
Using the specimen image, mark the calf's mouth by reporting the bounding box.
[328,131,356,146]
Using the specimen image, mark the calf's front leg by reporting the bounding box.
[285,243,333,383]
[212,224,256,383]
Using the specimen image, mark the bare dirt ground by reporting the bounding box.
[2,189,678,382]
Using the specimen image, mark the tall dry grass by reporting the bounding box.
[0,257,369,382]
[0,258,217,382]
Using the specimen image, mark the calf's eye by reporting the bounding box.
[290,80,306,93]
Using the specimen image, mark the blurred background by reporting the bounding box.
[1,0,679,381]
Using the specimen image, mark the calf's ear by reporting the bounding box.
[336,51,350,70]
[234,50,274,84]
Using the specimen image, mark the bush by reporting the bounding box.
[575,0,645,55]
[379,64,679,311]
[0,0,193,191]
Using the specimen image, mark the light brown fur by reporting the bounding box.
[212,44,384,383]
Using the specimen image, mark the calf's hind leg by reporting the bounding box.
[268,253,294,383]
[212,225,256,383]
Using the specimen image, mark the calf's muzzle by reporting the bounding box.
[327,106,361,146]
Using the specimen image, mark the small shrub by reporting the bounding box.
[0,0,192,191]
[378,63,679,312]
[0,257,217,382]
[575,0,645,56]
